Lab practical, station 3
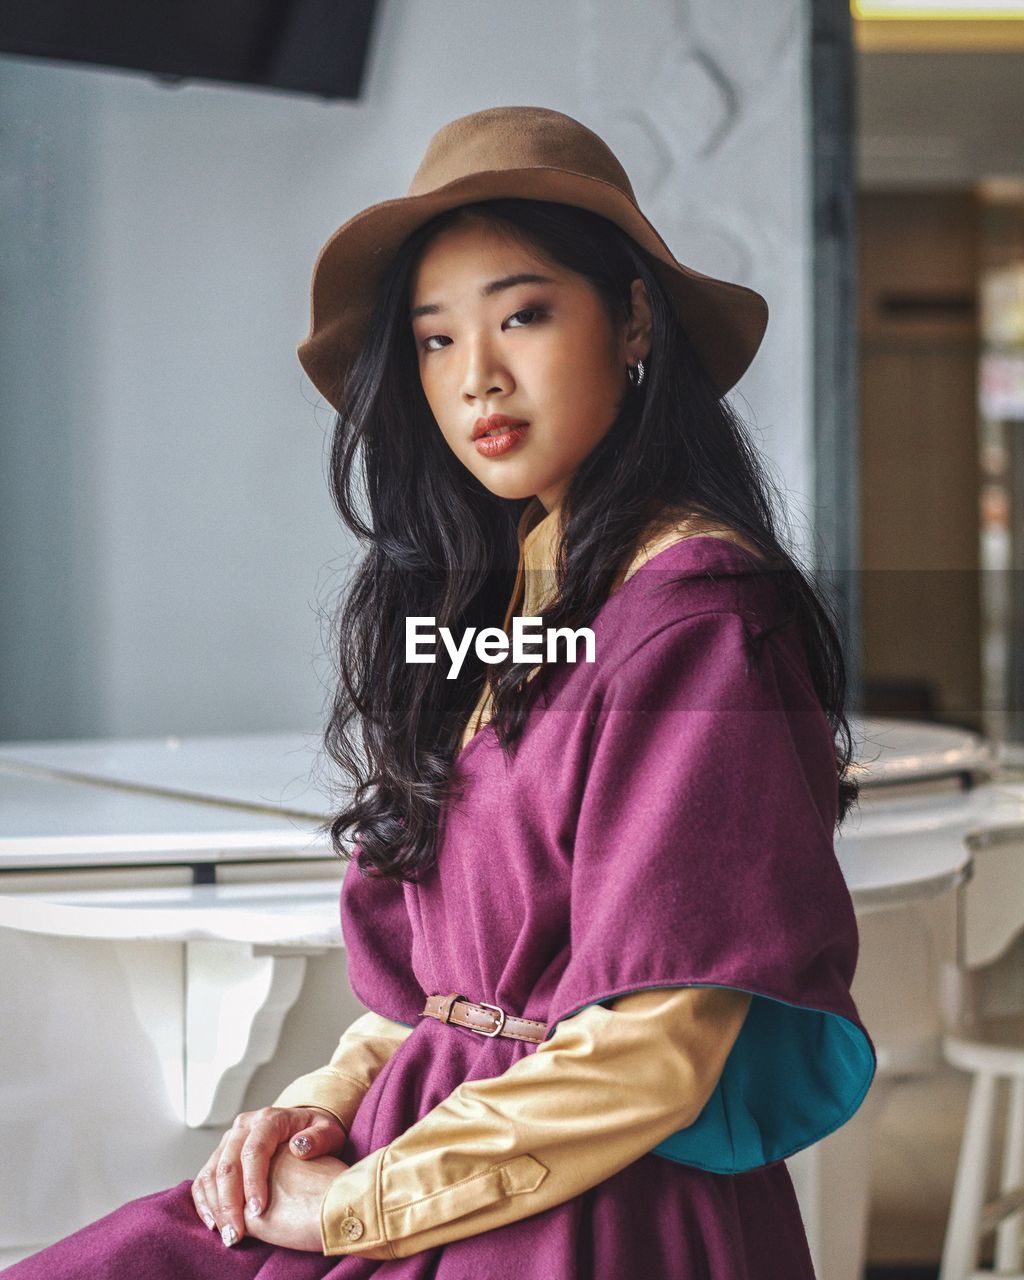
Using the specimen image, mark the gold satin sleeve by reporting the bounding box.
[271,1009,414,1135]
[315,984,752,1259]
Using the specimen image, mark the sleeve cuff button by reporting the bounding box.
[339,1214,364,1243]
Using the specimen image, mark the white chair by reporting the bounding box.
[940,1013,1024,1280]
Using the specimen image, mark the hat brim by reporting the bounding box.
[298,167,768,409]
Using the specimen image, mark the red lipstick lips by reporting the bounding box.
[472,414,530,441]
[472,414,530,458]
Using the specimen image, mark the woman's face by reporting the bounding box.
[409,218,652,512]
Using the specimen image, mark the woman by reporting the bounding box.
[3,105,875,1278]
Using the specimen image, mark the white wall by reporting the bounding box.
[0,0,814,742]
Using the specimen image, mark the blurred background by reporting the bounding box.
[2,2,1024,1276]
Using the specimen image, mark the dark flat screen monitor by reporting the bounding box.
[0,0,379,99]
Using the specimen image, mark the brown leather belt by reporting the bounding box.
[421,992,549,1044]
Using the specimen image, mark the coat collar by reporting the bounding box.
[461,498,762,754]
[506,496,761,625]
[504,497,561,623]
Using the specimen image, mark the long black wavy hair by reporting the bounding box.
[315,197,860,883]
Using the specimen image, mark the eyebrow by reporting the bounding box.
[410,273,558,321]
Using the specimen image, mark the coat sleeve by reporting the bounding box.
[312,983,752,1259]
[271,1010,413,1134]
[543,606,877,1175]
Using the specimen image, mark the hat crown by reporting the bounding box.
[298,105,769,407]
[407,105,637,203]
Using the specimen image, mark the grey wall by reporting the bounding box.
[1,0,816,742]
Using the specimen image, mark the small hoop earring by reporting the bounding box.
[627,357,646,389]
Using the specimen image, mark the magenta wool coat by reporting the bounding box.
[2,536,876,1279]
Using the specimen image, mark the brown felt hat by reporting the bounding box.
[297,105,769,411]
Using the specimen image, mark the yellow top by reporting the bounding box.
[273,498,761,1259]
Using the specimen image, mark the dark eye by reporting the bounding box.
[506,307,547,328]
[420,333,450,353]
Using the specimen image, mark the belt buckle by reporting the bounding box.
[466,999,507,1038]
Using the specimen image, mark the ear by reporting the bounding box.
[624,278,653,364]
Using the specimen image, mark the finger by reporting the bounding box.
[289,1109,347,1158]
[214,1116,253,1246]
[194,1133,231,1229]
[190,1174,218,1232]
[239,1108,291,1219]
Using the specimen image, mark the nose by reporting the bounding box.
[460,335,513,404]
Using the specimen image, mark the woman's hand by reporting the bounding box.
[191,1105,347,1247]
[243,1148,349,1252]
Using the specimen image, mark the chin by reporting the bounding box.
[468,469,538,503]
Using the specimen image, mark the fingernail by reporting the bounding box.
[291,1135,311,1155]
[202,1212,216,1230]
[221,1224,238,1248]
[247,1197,262,1217]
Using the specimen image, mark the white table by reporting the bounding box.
[0,735,349,1156]
[0,728,332,808]
[848,716,995,787]
[0,761,330,871]
[0,735,365,1264]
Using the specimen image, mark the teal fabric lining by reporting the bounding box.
[591,983,877,1175]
